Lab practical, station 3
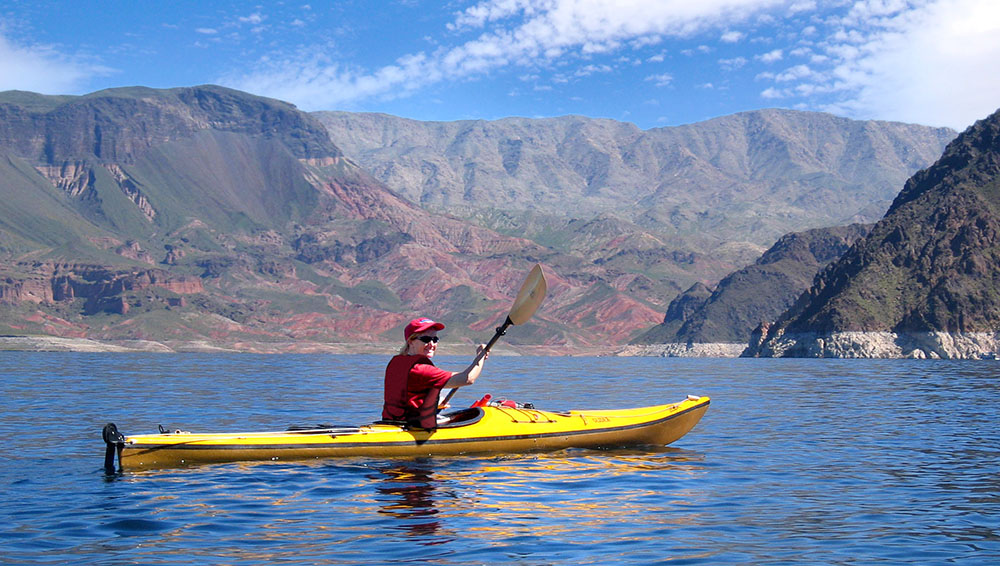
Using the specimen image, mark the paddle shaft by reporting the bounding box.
[439,316,512,407]
[438,264,546,409]
[477,316,512,360]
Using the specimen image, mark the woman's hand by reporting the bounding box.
[445,344,489,389]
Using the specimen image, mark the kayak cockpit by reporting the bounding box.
[373,407,486,429]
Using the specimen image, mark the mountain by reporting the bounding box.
[0,86,961,352]
[746,107,1000,359]
[0,86,661,350]
[0,86,336,257]
[316,109,957,354]
[633,223,872,345]
[315,109,955,316]
[315,109,955,254]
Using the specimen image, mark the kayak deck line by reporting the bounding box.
[122,403,705,451]
[103,396,710,471]
[123,404,683,441]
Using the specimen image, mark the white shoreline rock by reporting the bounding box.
[616,343,747,358]
[0,336,173,352]
[618,332,1000,359]
[754,331,1000,359]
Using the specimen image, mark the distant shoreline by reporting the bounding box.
[0,335,595,356]
[8,334,998,358]
[615,343,746,357]
[616,333,1000,359]
[0,335,399,354]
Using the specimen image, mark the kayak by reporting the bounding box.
[103,396,709,471]
[102,395,710,471]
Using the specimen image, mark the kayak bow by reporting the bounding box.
[103,395,709,471]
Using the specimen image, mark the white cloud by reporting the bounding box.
[721,30,745,43]
[761,86,785,98]
[774,63,813,81]
[789,1,816,14]
[222,0,787,109]
[719,56,748,70]
[0,32,113,94]
[815,0,1000,129]
[645,72,673,87]
[758,48,783,63]
[221,0,999,130]
[575,64,613,77]
[449,0,537,30]
[681,45,713,57]
[629,35,664,49]
[196,28,218,35]
[239,13,265,25]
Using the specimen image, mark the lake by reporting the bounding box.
[1,353,998,565]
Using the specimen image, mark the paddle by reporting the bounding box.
[440,263,547,407]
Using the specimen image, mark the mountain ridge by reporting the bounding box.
[315,108,955,250]
[0,85,963,351]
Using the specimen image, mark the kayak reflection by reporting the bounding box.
[374,465,449,542]
[367,449,707,545]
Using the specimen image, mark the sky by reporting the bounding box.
[1,0,998,131]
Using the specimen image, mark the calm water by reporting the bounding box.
[1,353,998,565]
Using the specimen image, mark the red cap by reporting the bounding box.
[404,317,445,340]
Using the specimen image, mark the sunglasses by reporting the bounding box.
[413,336,440,344]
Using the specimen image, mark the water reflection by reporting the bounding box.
[365,448,710,554]
[373,465,450,543]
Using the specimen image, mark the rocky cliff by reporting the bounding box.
[0,86,339,163]
[746,107,1000,359]
[634,223,871,346]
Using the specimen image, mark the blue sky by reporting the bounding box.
[1,0,998,131]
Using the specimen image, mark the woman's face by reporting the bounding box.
[407,330,439,358]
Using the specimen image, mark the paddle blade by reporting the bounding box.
[508,264,547,325]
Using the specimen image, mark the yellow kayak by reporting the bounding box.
[102,395,709,471]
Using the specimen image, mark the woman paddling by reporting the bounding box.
[382,317,488,430]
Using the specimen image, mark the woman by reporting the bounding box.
[382,317,488,430]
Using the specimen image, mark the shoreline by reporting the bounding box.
[8,333,1000,358]
[0,335,606,356]
[747,330,1000,360]
[615,343,747,358]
